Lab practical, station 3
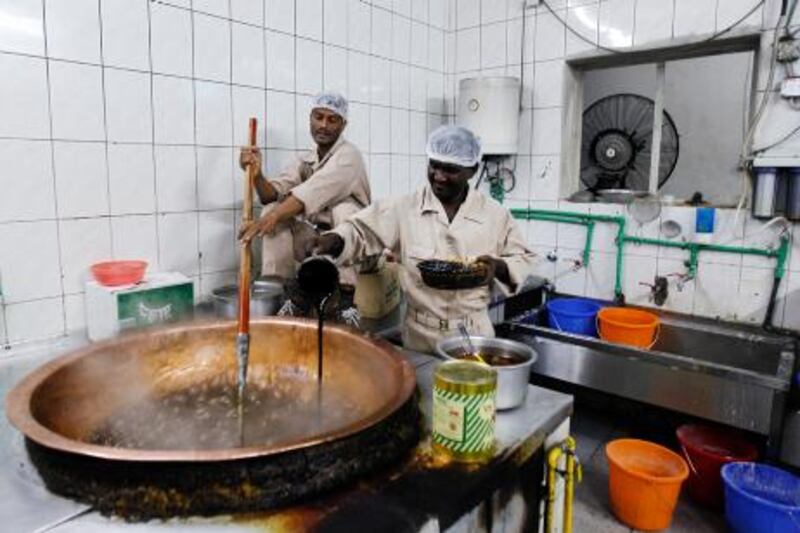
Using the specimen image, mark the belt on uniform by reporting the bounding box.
[409,307,475,331]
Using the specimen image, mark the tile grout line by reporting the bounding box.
[40,0,68,340]
[147,0,164,276]
[251,0,267,292]
[155,0,448,38]
[189,0,203,283]
[0,46,450,92]
[0,47,450,83]
[97,0,116,278]
[227,0,236,272]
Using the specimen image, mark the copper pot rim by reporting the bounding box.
[5,317,417,463]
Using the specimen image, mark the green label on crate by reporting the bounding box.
[117,284,194,330]
[432,388,495,454]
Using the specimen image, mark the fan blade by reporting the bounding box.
[629,105,655,138]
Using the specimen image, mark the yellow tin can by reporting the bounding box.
[432,360,497,463]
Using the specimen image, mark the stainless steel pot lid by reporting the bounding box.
[212,280,284,301]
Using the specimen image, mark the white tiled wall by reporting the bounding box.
[2,0,799,346]
[445,0,800,331]
[0,0,448,346]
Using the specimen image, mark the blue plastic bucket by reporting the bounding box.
[721,462,800,533]
[546,298,601,337]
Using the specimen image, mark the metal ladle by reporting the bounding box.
[457,323,487,365]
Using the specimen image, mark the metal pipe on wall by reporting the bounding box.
[511,208,790,311]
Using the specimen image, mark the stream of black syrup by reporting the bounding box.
[316,294,331,422]
[297,257,340,425]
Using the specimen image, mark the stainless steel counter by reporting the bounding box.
[0,330,572,532]
[499,303,797,457]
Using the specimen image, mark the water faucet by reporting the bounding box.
[639,276,669,306]
[666,271,694,292]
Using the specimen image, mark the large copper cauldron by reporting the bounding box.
[6,318,419,520]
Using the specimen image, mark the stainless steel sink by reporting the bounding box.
[498,303,797,455]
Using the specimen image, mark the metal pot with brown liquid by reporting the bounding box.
[5,317,419,520]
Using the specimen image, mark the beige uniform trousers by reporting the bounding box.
[259,136,370,285]
[259,201,361,285]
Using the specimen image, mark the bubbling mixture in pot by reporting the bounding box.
[88,377,362,450]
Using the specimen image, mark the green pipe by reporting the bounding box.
[511,208,788,302]
[510,211,595,263]
[688,247,700,279]
[623,235,782,257]
[511,209,626,299]
[583,221,595,267]
[614,217,627,300]
[512,208,625,225]
[623,234,790,281]
[775,235,790,280]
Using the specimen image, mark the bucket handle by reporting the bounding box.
[679,443,700,477]
[647,322,661,350]
[551,312,563,332]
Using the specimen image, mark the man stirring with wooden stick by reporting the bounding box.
[312,126,537,353]
[238,92,370,288]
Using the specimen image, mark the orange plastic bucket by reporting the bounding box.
[606,439,689,531]
[598,307,660,349]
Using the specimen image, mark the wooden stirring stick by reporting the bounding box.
[236,118,258,440]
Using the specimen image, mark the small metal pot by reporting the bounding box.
[436,336,537,410]
[211,279,284,319]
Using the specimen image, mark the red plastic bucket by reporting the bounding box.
[676,424,758,509]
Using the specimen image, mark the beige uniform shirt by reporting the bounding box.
[260,136,370,282]
[332,184,537,353]
[269,135,370,228]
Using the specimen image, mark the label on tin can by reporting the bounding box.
[432,387,495,454]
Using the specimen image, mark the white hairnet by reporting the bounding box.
[311,91,348,120]
[426,125,482,167]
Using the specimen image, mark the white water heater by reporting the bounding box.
[457,76,521,156]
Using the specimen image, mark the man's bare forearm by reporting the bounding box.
[254,172,278,204]
[270,195,305,223]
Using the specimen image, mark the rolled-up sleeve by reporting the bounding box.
[497,212,537,292]
[331,199,401,265]
[291,148,362,216]
[268,158,304,198]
